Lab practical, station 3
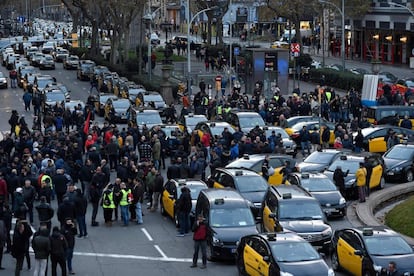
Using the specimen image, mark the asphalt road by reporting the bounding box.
[0,49,398,276]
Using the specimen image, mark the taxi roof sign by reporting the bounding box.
[214,198,225,205]
[267,233,277,241]
[178,179,186,185]
[362,228,374,236]
[282,193,292,199]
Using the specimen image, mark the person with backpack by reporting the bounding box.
[102,184,115,226]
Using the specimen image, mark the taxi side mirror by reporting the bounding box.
[262,256,270,262]
[354,250,363,256]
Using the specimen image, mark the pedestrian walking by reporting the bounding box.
[150,170,163,212]
[190,214,207,269]
[62,218,77,275]
[36,196,54,235]
[333,166,349,197]
[22,179,36,224]
[131,178,144,225]
[22,91,32,111]
[32,224,51,276]
[176,186,192,237]
[49,226,68,276]
[74,189,88,238]
[89,181,101,227]
[356,162,367,202]
[11,221,33,276]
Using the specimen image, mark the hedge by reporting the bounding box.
[309,68,364,91]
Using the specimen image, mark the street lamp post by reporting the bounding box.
[388,1,414,16]
[187,1,218,99]
[320,0,345,71]
[144,6,163,81]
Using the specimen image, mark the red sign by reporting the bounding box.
[290,43,300,53]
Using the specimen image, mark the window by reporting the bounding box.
[266,193,278,213]
[341,231,362,249]
[251,239,269,257]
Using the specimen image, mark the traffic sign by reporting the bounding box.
[234,47,240,56]
[290,43,300,53]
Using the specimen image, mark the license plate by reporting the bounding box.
[387,172,394,175]
[325,208,336,213]
[231,248,237,253]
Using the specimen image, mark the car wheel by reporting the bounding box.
[379,177,385,189]
[237,254,247,276]
[207,242,216,262]
[405,170,413,182]
[331,251,342,271]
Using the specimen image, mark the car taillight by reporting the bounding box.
[291,133,300,138]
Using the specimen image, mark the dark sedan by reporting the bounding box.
[288,172,346,217]
[297,149,343,172]
[384,144,414,182]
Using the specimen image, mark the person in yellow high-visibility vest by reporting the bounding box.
[102,185,115,226]
[119,182,131,226]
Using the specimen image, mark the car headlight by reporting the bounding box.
[280,272,294,276]
[212,236,223,246]
[339,197,346,205]
[373,264,382,272]
[392,166,403,172]
[346,179,356,186]
[322,227,332,236]
[328,268,335,276]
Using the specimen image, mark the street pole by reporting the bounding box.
[187,5,218,100]
[319,0,345,71]
[147,1,152,81]
[229,0,233,91]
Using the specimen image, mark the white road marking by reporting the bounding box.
[141,227,153,241]
[73,251,192,262]
[154,245,168,259]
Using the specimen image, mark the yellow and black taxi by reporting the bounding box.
[384,144,414,182]
[177,113,208,134]
[363,105,414,128]
[195,189,259,261]
[288,121,336,145]
[261,185,332,246]
[76,59,95,81]
[226,154,296,185]
[194,121,235,142]
[160,179,207,226]
[287,172,346,218]
[352,125,414,153]
[330,226,414,276]
[225,110,266,133]
[236,232,334,276]
[135,91,167,117]
[297,149,343,173]
[207,168,268,218]
[324,153,385,199]
[94,93,118,116]
[127,107,163,131]
[104,97,131,123]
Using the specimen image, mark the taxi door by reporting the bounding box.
[161,181,176,219]
[267,168,284,185]
[369,163,383,189]
[262,193,278,232]
[213,172,227,189]
[336,234,363,276]
[243,243,261,276]
[368,137,387,153]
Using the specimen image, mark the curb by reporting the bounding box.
[355,182,414,245]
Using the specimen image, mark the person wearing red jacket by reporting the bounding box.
[190,214,207,269]
[0,173,7,204]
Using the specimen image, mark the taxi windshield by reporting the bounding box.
[279,201,324,220]
[271,241,320,262]
[185,116,207,127]
[384,147,414,160]
[238,116,265,128]
[226,159,258,170]
[177,185,205,200]
[235,175,268,193]
[304,152,336,164]
[210,125,234,136]
[300,178,337,192]
[327,160,360,173]
[210,208,255,228]
[136,113,162,125]
[364,235,413,256]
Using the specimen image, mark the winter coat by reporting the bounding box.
[32,228,51,259]
[50,229,68,257]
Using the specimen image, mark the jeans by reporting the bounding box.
[301,141,310,156]
[91,201,99,223]
[120,205,129,225]
[152,192,161,210]
[33,258,47,276]
[77,215,87,236]
[26,202,33,223]
[135,202,143,224]
[192,240,207,266]
[178,212,190,234]
[66,248,74,272]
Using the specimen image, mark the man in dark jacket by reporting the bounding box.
[74,189,88,238]
[12,220,33,275]
[36,196,54,235]
[299,125,311,156]
[62,218,77,275]
[32,224,51,276]
[49,226,68,276]
[321,125,331,149]
[89,181,101,226]
[131,178,144,224]
[53,169,71,205]
[167,159,181,180]
[176,186,192,236]
[79,159,95,197]
[22,179,36,224]
[57,198,75,228]
[150,170,164,212]
[333,166,349,197]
